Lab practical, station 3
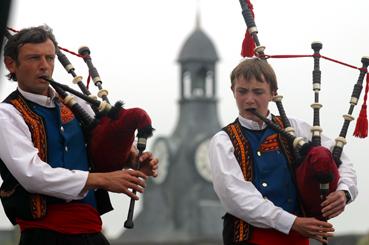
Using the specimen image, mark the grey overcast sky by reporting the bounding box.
[1,0,369,239]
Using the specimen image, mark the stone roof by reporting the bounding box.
[177,27,218,63]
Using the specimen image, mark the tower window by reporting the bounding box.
[206,71,213,97]
[184,71,191,98]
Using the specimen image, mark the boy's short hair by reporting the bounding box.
[230,58,278,93]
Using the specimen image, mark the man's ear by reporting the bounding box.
[4,56,16,73]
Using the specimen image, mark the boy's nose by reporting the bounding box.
[245,95,255,104]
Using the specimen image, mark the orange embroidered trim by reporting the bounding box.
[31,194,47,219]
[239,221,244,241]
[230,124,247,178]
[0,184,18,198]
[9,96,48,219]
[224,121,253,242]
[60,103,75,124]
[10,98,47,161]
[259,133,279,153]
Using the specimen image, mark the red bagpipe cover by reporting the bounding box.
[295,146,340,220]
[88,107,152,172]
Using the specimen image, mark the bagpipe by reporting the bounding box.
[5,28,153,228]
[238,0,368,222]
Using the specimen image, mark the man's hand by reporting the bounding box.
[84,169,147,200]
[292,217,334,243]
[321,190,347,219]
[137,152,159,177]
[127,146,159,177]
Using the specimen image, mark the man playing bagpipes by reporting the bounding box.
[0,25,158,245]
[209,58,358,245]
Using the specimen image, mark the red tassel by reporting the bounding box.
[241,0,256,58]
[353,73,369,138]
[241,32,255,58]
[353,104,368,138]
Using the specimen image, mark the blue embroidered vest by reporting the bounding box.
[30,99,96,207]
[241,126,298,213]
[222,116,302,244]
[0,90,112,225]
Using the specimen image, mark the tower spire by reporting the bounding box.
[196,0,201,30]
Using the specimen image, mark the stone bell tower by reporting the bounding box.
[115,16,224,245]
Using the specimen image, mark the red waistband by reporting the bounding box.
[17,203,102,234]
[249,227,309,245]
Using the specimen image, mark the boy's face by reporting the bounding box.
[232,75,274,123]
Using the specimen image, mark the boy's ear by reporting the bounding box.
[231,86,236,97]
[269,90,277,101]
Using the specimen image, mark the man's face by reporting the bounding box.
[5,38,55,96]
[232,75,274,123]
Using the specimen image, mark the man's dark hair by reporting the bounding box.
[4,25,58,81]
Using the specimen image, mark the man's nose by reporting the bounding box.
[39,57,50,69]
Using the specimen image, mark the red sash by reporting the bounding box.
[17,203,102,234]
[248,227,309,245]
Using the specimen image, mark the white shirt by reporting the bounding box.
[209,114,358,234]
[0,87,95,201]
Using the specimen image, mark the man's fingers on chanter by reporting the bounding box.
[328,210,343,219]
[131,169,148,179]
[324,207,341,218]
[125,169,146,180]
[317,220,333,228]
[139,152,153,161]
[316,228,333,236]
[124,189,139,200]
[125,182,144,193]
[125,175,146,188]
